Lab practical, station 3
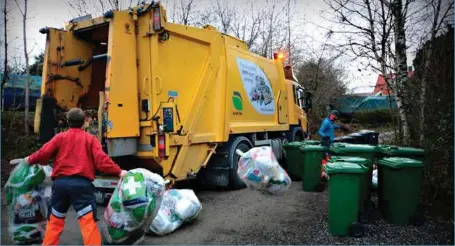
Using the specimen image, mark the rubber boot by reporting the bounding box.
[42,214,65,245]
[77,211,102,245]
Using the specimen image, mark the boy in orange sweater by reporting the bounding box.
[23,108,127,245]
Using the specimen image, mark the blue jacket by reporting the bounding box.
[318,117,341,142]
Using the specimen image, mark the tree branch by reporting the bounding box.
[14,0,24,16]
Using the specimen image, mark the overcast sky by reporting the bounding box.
[1,0,424,93]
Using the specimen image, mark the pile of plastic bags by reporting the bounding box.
[4,161,53,245]
[103,168,166,245]
[149,189,202,236]
[236,146,292,195]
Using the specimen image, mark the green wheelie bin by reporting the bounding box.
[302,140,321,145]
[299,145,328,192]
[330,143,379,210]
[377,157,425,226]
[283,141,324,181]
[324,162,368,237]
[328,156,372,216]
[377,145,425,163]
[283,142,307,180]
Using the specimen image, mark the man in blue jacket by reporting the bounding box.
[318,110,343,147]
[318,110,348,179]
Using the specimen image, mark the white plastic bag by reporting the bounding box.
[174,189,202,222]
[4,161,53,245]
[372,169,378,188]
[236,146,291,195]
[149,189,202,236]
[103,168,165,244]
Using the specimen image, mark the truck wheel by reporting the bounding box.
[228,136,252,190]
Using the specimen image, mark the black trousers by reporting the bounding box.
[50,176,98,221]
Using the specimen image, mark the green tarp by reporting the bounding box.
[1,73,42,90]
[331,95,397,114]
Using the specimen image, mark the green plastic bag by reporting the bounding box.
[4,161,52,245]
[103,168,165,244]
[5,161,45,205]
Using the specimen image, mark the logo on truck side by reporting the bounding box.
[232,91,243,111]
[236,57,275,115]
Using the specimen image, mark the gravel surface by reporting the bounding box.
[1,182,453,245]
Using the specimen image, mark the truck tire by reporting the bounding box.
[228,136,252,190]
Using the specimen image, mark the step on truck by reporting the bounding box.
[34,1,312,202]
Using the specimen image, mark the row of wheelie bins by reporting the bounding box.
[283,141,425,237]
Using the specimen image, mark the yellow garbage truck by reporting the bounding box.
[34,1,312,197]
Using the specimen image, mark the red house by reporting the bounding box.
[373,68,414,95]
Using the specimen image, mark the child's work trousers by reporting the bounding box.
[42,176,101,246]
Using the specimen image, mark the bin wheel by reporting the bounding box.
[369,209,382,221]
[290,173,302,182]
[364,200,376,212]
[358,210,370,224]
[313,182,326,192]
[349,222,366,238]
[410,211,425,226]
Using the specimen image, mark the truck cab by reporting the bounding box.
[283,64,312,141]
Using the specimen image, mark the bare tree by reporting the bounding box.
[230,0,262,48]
[14,0,30,135]
[167,0,292,60]
[255,2,288,59]
[164,0,198,25]
[297,57,348,132]
[391,0,411,143]
[1,0,8,111]
[178,0,195,25]
[323,0,416,143]
[196,0,236,33]
[66,0,134,17]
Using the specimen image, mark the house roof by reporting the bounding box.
[373,71,414,95]
[375,71,414,87]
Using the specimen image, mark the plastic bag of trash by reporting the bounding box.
[149,189,202,236]
[5,161,45,205]
[4,161,53,245]
[103,168,165,244]
[174,189,201,222]
[372,169,378,188]
[236,146,292,195]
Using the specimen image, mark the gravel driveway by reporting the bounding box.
[2,182,453,245]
